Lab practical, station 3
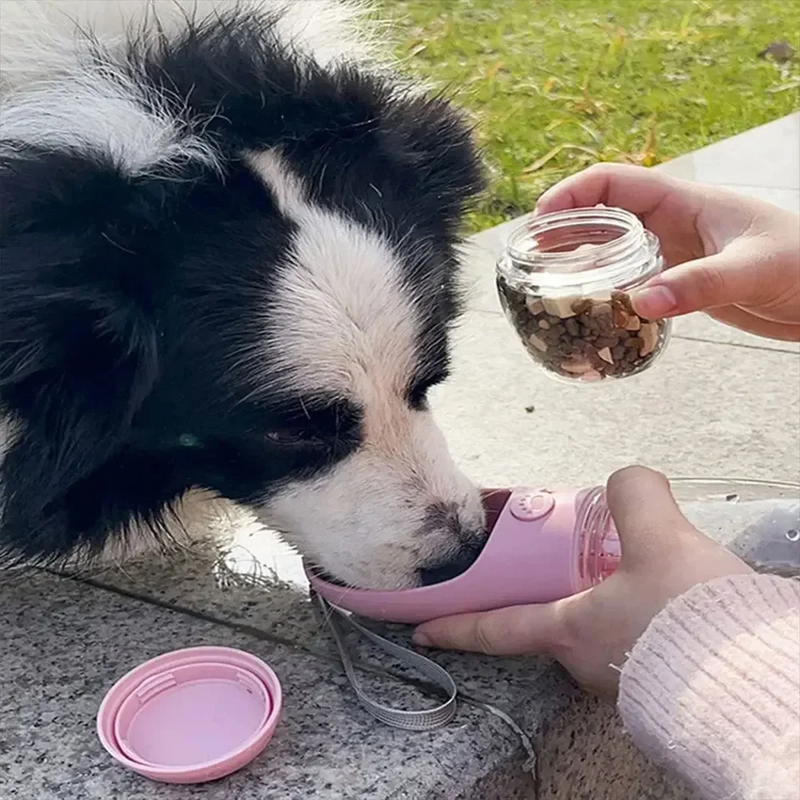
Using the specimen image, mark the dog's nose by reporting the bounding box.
[418,539,486,586]
[420,501,484,538]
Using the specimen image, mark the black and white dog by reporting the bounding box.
[0,0,487,590]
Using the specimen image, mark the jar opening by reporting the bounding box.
[498,207,662,292]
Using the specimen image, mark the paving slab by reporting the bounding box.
[656,113,800,190]
[0,570,534,800]
[435,311,800,486]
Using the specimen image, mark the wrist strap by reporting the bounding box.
[312,592,458,731]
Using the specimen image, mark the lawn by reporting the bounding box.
[379,0,800,232]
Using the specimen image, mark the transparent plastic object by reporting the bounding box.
[496,207,671,384]
[578,478,800,586]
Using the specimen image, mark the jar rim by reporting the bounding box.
[497,207,662,292]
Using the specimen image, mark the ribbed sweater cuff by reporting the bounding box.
[618,574,800,800]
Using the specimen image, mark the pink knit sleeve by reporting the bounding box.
[618,574,800,800]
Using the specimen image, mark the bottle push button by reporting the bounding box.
[509,490,555,521]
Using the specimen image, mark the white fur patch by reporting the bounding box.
[0,0,378,85]
[249,149,420,397]
[0,0,379,176]
[247,150,483,589]
[0,69,220,177]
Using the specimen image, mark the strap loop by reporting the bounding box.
[312,592,458,731]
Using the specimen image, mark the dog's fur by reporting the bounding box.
[0,0,486,590]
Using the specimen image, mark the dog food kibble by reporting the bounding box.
[497,281,668,382]
[496,207,672,384]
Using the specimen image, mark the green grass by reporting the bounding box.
[379,0,800,231]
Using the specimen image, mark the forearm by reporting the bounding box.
[618,574,800,800]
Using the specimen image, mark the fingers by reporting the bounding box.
[707,305,800,342]
[535,163,683,217]
[630,241,780,320]
[413,602,561,655]
[605,466,694,564]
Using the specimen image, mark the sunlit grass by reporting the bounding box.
[380,0,800,231]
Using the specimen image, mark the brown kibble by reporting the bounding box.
[504,284,666,383]
[590,302,612,318]
[597,316,615,335]
[571,298,592,315]
[612,291,634,313]
[555,341,579,357]
[543,327,562,343]
[595,335,619,349]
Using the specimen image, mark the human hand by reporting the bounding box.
[535,164,800,341]
[412,466,753,697]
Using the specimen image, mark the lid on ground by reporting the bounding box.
[97,646,282,784]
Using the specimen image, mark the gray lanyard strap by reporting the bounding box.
[312,592,458,731]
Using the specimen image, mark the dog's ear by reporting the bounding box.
[380,94,486,232]
[0,148,189,560]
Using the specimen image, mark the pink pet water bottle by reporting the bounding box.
[307,486,621,625]
[306,479,798,731]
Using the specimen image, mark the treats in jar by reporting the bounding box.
[496,207,672,383]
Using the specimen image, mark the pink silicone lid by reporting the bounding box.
[97,646,282,784]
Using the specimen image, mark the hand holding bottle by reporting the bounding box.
[413,466,752,696]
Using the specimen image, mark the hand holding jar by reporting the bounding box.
[535,163,800,342]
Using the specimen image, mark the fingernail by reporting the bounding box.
[631,284,678,318]
[412,632,431,647]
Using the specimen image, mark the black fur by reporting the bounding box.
[0,5,484,565]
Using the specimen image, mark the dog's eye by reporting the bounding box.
[265,429,323,447]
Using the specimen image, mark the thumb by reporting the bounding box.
[630,240,775,319]
[605,466,696,566]
[412,601,562,655]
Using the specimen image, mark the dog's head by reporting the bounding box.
[0,1,486,589]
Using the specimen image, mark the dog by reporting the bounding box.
[0,0,487,590]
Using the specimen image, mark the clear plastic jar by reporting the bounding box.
[496,207,672,383]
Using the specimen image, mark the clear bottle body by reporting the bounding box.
[574,479,800,588]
